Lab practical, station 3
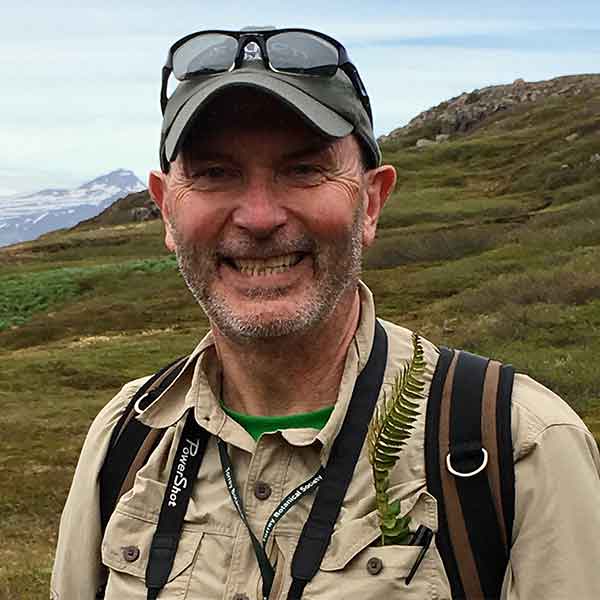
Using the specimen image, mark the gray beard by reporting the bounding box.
[173,205,364,343]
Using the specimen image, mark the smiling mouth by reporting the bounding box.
[223,252,306,276]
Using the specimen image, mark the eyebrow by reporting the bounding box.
[183,150,234,163]
[280,142,335,162]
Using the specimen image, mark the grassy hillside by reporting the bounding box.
[1,86,599,597]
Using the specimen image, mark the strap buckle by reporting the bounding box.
[446,447,488,478]
[134,393,149,415]
[134,389,159,415]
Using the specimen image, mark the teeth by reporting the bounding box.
[232,253,302,275]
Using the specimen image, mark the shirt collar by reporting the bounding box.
[136,330,218,429]
[137,280,378,462]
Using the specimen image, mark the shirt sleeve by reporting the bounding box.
[50,378,147,600]
[501,422,600,599]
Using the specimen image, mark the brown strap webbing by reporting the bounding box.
[481,360,507,551]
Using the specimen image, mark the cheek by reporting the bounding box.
[297,192,359,240]
[170,195,230,245]
[312,207,353,239]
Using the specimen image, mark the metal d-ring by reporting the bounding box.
[446,448,489,478]
[134,393,151,415]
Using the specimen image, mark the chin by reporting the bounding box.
[207,296,332,342]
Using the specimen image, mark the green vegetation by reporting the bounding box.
[0,257,177,330]
[1,86,599,597]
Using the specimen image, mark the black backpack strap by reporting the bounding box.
[496,361,516,546]
[287,319,388,600]
[99,355,190,532]
[425,348,515,599]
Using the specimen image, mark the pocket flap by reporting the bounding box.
[102,510,203,581]
[321,511,381,570]
[321,489,436,571]
[321,542,421,577]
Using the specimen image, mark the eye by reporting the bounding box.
[186,162,241,190]
[290,163,321,176]
[196,165,229,178]
[280,162,326,187]
[188,163,242,186]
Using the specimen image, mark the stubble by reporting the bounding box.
[172,202,364,342]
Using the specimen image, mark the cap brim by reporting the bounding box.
[164,71,354,163]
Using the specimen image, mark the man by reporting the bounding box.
[52,27,600,599]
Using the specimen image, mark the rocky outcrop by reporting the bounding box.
[130,205,161,221]
[379,74,600,144]
[74,190,159,229]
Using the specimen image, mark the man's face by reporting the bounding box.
[152,94,385,342]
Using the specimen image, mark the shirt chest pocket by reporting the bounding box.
[301,490,447,600]
[101,510,203,599]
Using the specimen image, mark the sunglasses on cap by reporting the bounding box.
[160,28,373,124]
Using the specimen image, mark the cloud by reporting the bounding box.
[354,28,600,51]
[2,1,600,193]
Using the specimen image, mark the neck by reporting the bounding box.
[213,289,361,416]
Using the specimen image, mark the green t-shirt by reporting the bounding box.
[222,404,335,441]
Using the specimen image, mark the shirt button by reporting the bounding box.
[366,556,384,575]
[122,545,140,562]
[233,594,249,600]
[254,480,272,500]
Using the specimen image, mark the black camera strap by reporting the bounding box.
[287,319,388,599]
[145,410,209,600]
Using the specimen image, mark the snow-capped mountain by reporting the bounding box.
[0,169,145,247]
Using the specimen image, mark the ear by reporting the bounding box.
[148,170,176,252]
[361,165,397,248]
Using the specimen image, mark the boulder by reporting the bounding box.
[416,138,436,148]
[435,134,450,143]
[130,206,160,221]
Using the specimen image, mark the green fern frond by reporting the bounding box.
[367,332,427,545]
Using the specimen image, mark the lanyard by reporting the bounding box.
[217,439,324,600]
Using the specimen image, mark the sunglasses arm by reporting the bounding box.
[160,66,171,114]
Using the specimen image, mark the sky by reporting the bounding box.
[2,1,600,195]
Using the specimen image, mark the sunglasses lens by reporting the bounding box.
[172,34,238,79]
[267,32,338,76]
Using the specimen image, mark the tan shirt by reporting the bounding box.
[51,283,600,599]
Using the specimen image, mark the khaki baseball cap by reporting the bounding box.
[159,56,381,172]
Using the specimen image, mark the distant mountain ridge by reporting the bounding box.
[0,169,145,247]
[380,73,600,143]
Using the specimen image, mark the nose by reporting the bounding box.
[231,174,287,238]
